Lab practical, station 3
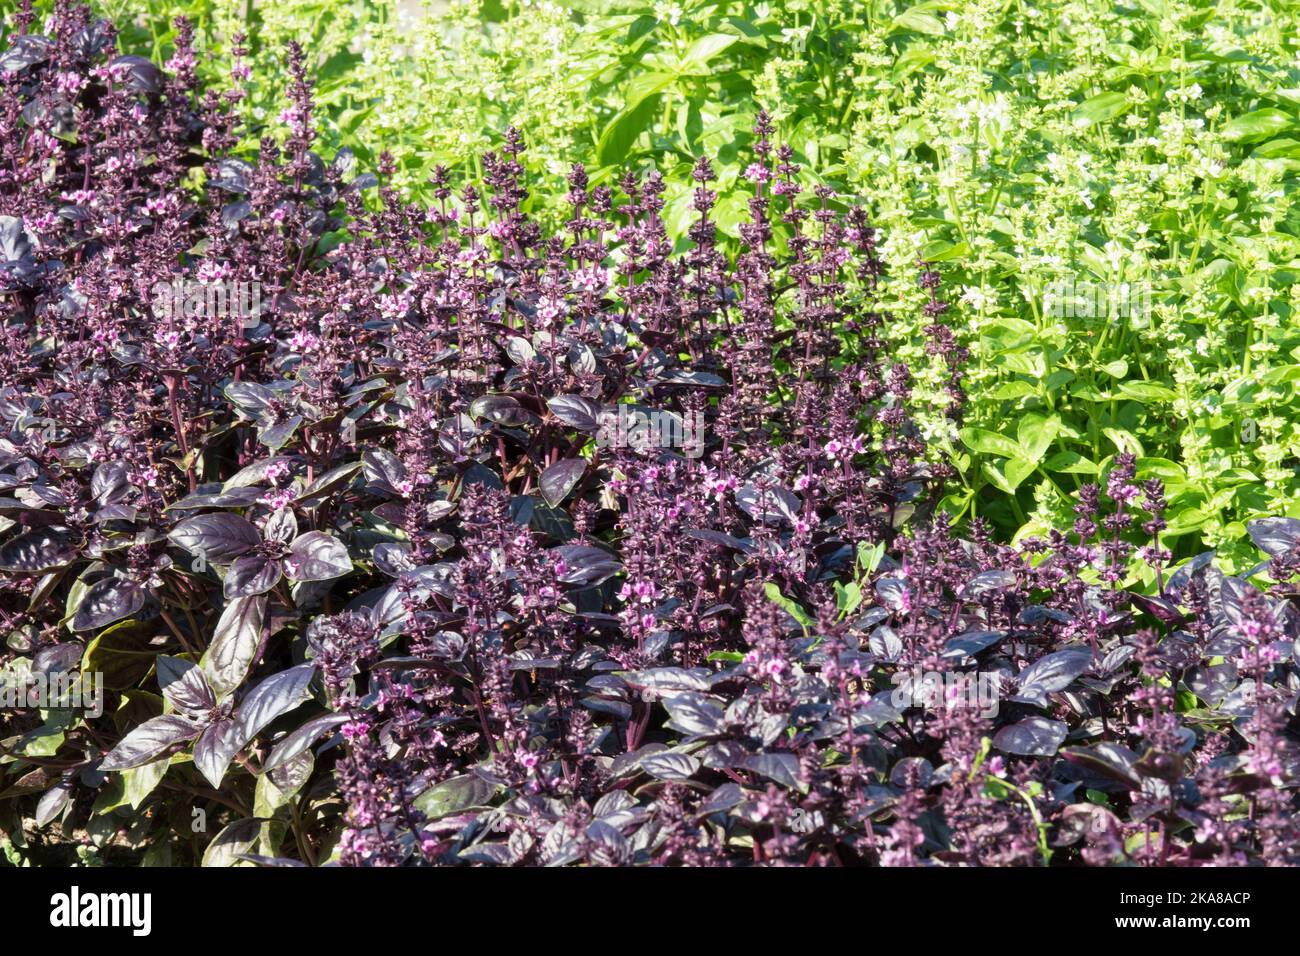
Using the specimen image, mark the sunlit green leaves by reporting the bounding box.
[1072,92,1129,125]
[1222,108,1293,143]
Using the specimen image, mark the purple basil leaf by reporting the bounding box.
[229,664,317,753]
[109,55,161,94]
[0,526,77,572]
[210,159,254,195]
[411,774,498,819]
[546,394,603,432]
[71,576,146,632]
[697,782,745,817]
[1060,742,1143,789]
[684,529,755,553]
[258,416,302,452]
[539,458,586,508]
[1166,551,1216,593]
[640,751,701,782]
[1128,592,1188,624]
[1014,646,1093,705]
[739,752,802,789]
[1185,662,1237,708]
[0,35,54,72]
[156,655,216,718]
[222,455,298,491]
[203,595,268,698]
[889,756,935,789]
[262,714,349,773]
[661,693,726,737]
[100,715,202,771]
[372,542,415,577]
[169,487,265,511]
[236,855,309,867]
[734,484,801,525]
[993,717,1068,756]
[221,200,252,231]
[942,630,1005,660]
[32,643,83,678]
[361,448,406,494]
[193,718,237,789]
[1248,517,1300,557]
[263,508,298,544]
[90,460,130,506]
[224,553,282,598]
[965,569,1017,595]
[284,531,351,582]
[469,394,532,426]
[550,544,621,587]
[34,778,74,827]
[658,369,726,387]
[169,513,260,563]
[201,818,264,867]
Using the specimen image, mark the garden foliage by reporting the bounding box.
[1,1,1300,867]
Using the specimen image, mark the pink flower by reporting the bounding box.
[260,488,295,510]
[793,515,819,535]
[165,51,196,73]
[55,71,85,95]
[705,472,740,502]
[379,293,411,321]
[196,260,233,285]
[537,298,565,325]
[573,267,608,293]
[288,329,319,353]
[515,749,540,770]
[341,720,371,740]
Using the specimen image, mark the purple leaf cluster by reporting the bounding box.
[1,3,1299,867]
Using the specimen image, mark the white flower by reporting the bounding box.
[960,286,991,312]
[1103,240,1127,273]
[949,100,976,129]
[780,25,812,48]
[975,94,1011,131]
[654,1,683,25]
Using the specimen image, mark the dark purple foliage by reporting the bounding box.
[2,2,1299,868]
